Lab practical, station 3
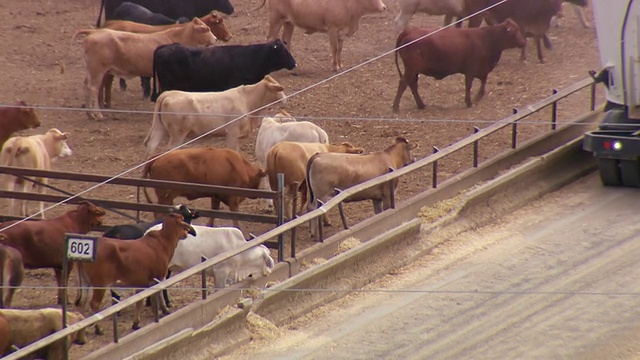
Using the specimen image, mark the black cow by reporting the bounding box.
[151,39,296,101]
[97,0,234,27]
[104,204,199,307]
[105,2,190,97]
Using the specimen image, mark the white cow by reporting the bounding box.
[143,75,286,155]
[395,0,465,34]
[0,128,73,218]
[258,0,387,71]
[145,224,275,290]
[255,111,329,211]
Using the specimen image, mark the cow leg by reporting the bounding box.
[328,29,341,72]
[535,36,546,63]
[132,291,144,330]
[209,197,221,226]
[475,76,487,102]
[228,198,244,233]
[163,270,172,308]
[141,77,152,100]
[443,15,453,27]
[89,288,106,335]
[394,12,411,35]
[392,78,409,113]
[464,74,474,108]
[119,78,127,91]
[101,74,114,109]
[260,177,275,212]
[266,13,285,42]
[84,72,104,120]
[282,21,295,49]
[406,74,425,110]
[574,6,590,28]
[54,268,71,305]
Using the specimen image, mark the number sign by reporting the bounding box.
[65,234,97,262]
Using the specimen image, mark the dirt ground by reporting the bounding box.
[0,0,602,357]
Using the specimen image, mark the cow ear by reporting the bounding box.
[270,84,285,92]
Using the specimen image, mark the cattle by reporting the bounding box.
[258,0,387,72]
[144,75,286,154]
[483,0,562,63]
[0,128,73,218]
[151,39,296,101]
[0,314,9,355]
[144,225,275,305]
[266,141,365,219]
[102,204,199,304]
[306,137,418,239]
[392,19,526,112]
[254,111,329,210]
[67,18,217,120]
[552,0,589,28]
[0,308,86,359]
[142,148,266,231]
[0,101,41,149]
[394,0,465,34]
[96,0,234,28]
[0,201,106,304]
[0,241,24,309]
[103,10,232,100]
[76,214,195,334]
[110,2,189,25]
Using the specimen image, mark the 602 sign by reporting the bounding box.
[65,234,97,262]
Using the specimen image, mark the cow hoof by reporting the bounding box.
[161,309,172,316]
[95,326,104,336]
[132,322,141,331]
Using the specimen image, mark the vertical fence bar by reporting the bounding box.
[61,256,69,360]
[511,108,518,149]
[276,173,285,262]
[432,147,439,188]
[153,279,160,324]
[473,126,480,168]
[389,179,396,209]
[317,199,324,242]
[290,182,298,259]
[590,81,596,111]
[113,311,119,343]
[201,255,208,300]
[551,89,558,130]
[136,186,141,222]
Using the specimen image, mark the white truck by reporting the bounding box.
[582,0,640,186]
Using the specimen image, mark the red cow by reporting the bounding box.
[392,19,525,112]
[484,0,563,63]
[0,100,41,148]
[0,241,24,308]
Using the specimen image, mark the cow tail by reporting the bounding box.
[395,34,405,80]
[141,159,157,204]
[96,0,105,28]
[305,153,321,210]
[58,29,94,75]
[266,147,278,192]
[75,263,90,308]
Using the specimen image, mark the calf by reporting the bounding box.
[144,225,275,305]
[0,201,106,305]
[0,101,41,149]
[306,138,418,239]
[484,0,563,63]
[69,17,217,119]
[392,19,525,112]
[144,75,286,153]
[0,309,86,359]
[0,128,72,218]
[254,111,329,210]
[77,214,195,334]
[258,0,387,71]
[142,148,266,231]
[151,39,296,101]
[103,10,232,100]
[97,0,234,27]
[266,141,365,219]
[0,241,24,309]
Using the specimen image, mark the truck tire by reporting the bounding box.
[598,158,622,186]
[620,159,640,187]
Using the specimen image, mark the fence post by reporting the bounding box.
[511,108,518,149]
[473,126,480,168]
[201,255,208,300]
[551,89,558,130]
[276,173,285,262]
[432,147,439,188]
[316,200,324,242]
[290,181,299,259]
[590,81,596,111]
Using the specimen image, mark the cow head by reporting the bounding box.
[270,39,297,71]
[77,201,106,228]
[390,137,418,167]
[499,19,526,49]
[14,100,41,130]
[202,11,232,42]
[45,128,73,159]
[188,17,218,46]
[339,142,365,154]
[261,75,287,106]
[363,0,387,13]
[163,213,197,240]
[170,204,200,223]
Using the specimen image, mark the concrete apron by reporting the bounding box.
[85,111,600,360]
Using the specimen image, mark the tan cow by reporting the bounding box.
[0,100,41,149]
[142,148,266,231]
[69,17,217,120]
[258,0,387,71]
[143,75,286,154]
[0,313,9,356]
[103,11,233,41]
[0,240,24,309]
[0,308,86,359]
[0,128,73,218]
[266,141,365,219]
[306,137,418,239]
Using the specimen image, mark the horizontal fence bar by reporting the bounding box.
[3,77,597,360]
[0,166,277,200]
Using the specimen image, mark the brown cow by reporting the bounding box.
[0,101,41,149]
[0,240,24,309]
[258,0,387,72]
[67,17,217,119]
[0,313,9,355]
[142,148,266,231]
[0,308,86,359]
[306,137,418,239]
[76,214,195,334]
[392,19,526,112]
[266,141,365,220]
[0,201,106,304]
[484,0,563,63]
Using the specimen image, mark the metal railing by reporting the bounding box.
[1,77,597,360]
